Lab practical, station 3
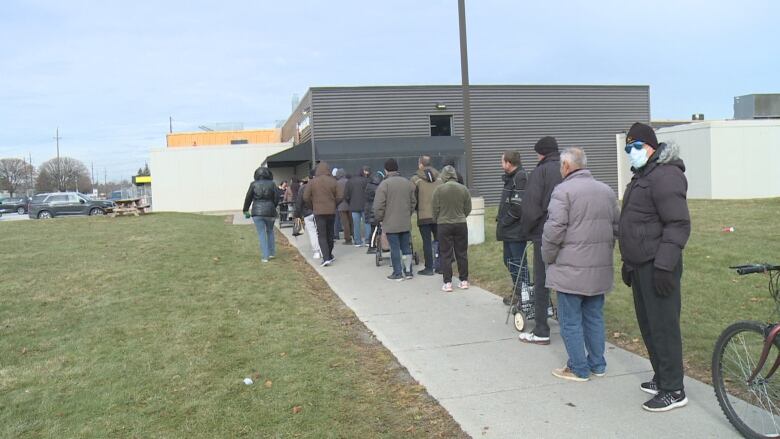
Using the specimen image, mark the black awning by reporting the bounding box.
[265,140,312,168]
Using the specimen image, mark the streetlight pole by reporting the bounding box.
[458,0,474,191]
[54,127,63,192]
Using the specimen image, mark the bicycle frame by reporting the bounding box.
[748,323,780,383]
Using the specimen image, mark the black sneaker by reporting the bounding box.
[404,271,413,280]
[387,273,405,281]
[640,380,659,395]
[417,268,434,276]
[642,390,688,412]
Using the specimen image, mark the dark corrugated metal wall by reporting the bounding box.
[286,85,649,204]
[281,90,313,144]
[470,86,649,203]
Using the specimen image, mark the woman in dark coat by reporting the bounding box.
[242,166,279,262]
[363,170,385,254]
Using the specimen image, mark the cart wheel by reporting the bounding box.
[375,249,381,267]
[514,311,526,332]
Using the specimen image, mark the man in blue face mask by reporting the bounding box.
[618,122,691,413]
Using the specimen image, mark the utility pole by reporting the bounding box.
[91,161,95,187]
[29,153,33,195]
[458,0,474,191]
[104,168,107,186]
[169,116,173,134]
[54,127,63,191]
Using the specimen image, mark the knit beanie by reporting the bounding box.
[384,158,399,172]
[626,122,659,149]
[534,136,559,155]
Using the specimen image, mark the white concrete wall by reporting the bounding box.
[150,143,291,212]
[654,120,780,199]
[656,123,713,199]
[709,121,780,199]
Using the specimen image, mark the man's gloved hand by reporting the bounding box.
[243,211,251,219]
[621,264,632,288]
[653,268,676,297]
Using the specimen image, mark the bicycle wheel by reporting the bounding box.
[712,320,780,439]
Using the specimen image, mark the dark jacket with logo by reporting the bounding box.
[496,166,527,242]
[243,167,279,218]
[364,172,383,225]
[344,174,369,212]
[520,152,563,241]
[619,142,691,271]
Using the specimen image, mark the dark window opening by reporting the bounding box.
[430,115,452,136]
[230,139,249,145]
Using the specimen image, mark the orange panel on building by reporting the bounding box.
[167,129,281,147]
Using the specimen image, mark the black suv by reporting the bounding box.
[0,196,31,215]
[28,193,115,219]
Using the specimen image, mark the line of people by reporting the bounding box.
[242,121,691,413]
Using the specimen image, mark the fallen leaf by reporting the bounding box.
[612,332,622,338]
[292,405,302,414]
[566,402,576,407]
[405,426,415,433]
[252,372,261,381]
[280,352,287,357]
[213,257,220,262]
[264,380,273,388]
[21,347,27,355]
[632,338,640,343]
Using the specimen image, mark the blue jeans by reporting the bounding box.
[502,241,527,285]
[386,231,412,276]
[351,211,370,245]
[557,292,607,378]
[252,216,276,259]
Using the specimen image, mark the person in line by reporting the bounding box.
[242,166,279,263]
[295,169,321,259]
[519,136,563,345]
[364,170,385,254]
[432,165,471,292]
[335,168,353,245]
[497,150,528,305]
[619,122,691,412]
[373,159,416,281]
[411,155,441,276]
[345,166,371,247]
[303,162,341,267]
[443,157,465,185]
[541,147,619,382]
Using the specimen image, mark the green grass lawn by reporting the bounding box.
[446,198,780,382]
[0,214,465,438]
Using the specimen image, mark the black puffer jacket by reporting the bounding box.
[520,152,563,241]
[496,166,527,241]
[344,174,369,212]
[619,142,691,271]
[364,171,384,225]
[243,167,279,217]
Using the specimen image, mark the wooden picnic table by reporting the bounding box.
[109,198,150,217]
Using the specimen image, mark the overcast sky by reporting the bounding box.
[1,0,777,181]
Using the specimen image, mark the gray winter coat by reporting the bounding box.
[373,171,416,234]
[542,169,619,296]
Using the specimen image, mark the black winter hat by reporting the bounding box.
[626,122,659,149]
[534,136,559,155]
[384,158,399,172]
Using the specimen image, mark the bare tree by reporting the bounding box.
[36,157,92,193]
[0,158,35,197]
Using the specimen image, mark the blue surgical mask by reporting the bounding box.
[628,147,649,169]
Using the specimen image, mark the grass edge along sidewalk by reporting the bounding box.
[0,213,467,438]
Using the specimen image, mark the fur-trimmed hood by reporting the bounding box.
[654,141,685,172]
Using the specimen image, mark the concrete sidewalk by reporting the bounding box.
[268,218,736,438]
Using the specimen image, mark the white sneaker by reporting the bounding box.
[458,280,470,289]
[313,252,321,260]
[442,282,453,292]
[518,332,551,345]
[261,259,269,263]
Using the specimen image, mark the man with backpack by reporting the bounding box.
[497,150,528,305]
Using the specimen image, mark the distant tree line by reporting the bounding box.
[0,156,144,196]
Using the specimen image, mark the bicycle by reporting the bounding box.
[712,263,780,439]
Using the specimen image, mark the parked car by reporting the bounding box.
[28,193,115,219]
[0,196,31,215]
